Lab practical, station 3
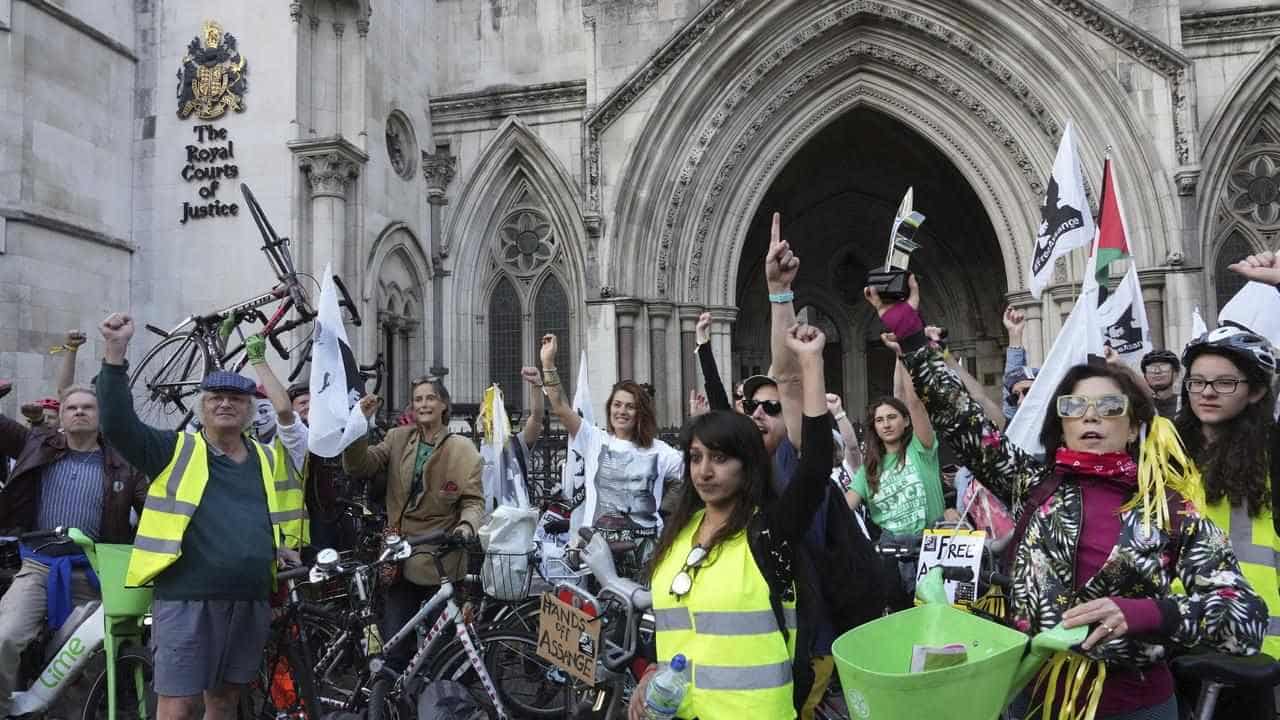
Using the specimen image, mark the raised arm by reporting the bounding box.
[246,335,307,468]
[827,393,862,470]
[765,212,805,448]
[97,313,178,477]
[519,366,544,448]
[865,278,1044,510]
[1002,307,1027,421]
[885,333,935,450]
[695,312,731,411]
[539,334,582,439]
[56,330,86,396]
[343,394,393,478]
[767,323,834,541]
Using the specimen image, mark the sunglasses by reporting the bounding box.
[670,545,710,599]
[743,398,783,416]
[1056,393,1129,419]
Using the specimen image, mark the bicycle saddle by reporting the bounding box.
[1172,653,1280,688]
[543,517,570,535]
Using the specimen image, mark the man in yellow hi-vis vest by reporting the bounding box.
[98,312,303,720]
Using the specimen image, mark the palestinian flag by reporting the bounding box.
[1091,159,1131,298]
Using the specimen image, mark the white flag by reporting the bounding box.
[1190,306,1208,342]
[1029,121,1096,298]
[1220,281,1280,350]
[1095,264,1152,370]
[1006,286,1104,455]
[562,351,594,507]
[307,264,368,458]
[480,384,529,510]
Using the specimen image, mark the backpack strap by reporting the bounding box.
[1003,472,1065,569]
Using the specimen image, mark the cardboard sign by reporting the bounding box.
[536,593,601,686]
[915,528,985,606]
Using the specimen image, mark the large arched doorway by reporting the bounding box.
[733,108,1006,414]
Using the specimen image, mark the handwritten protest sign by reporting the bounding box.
[536,593,601,686]
[915,528,985,606]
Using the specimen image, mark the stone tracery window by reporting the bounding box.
[1228,151,1280,227]
[534,275,571,386]
[488,276,524,411]
[498,208,557,274]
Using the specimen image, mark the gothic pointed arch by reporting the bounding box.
[362,222,431,412]
[1198,44,1280,316]
[447,117,588,403]
[599,0,1175,307]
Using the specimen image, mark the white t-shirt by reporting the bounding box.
[566,423,683,556]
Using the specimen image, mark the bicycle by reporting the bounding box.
[1,527,154,720]
[128,182,365,430]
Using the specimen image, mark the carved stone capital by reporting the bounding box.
[332,22,345,38]
[308,14,320,31]
[1174,166,1201,197]
[423,149,457,194]
[614,298,643,326]
[356,18,370,37]
[289,2,302,22]
[300,152,360,197]
[583,213,603,239]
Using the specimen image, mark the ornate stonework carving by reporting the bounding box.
[385,112,416,180]
[1036,0,1194,165]
[430,81,587,124]
[289,2,302,23]
[497,208,557,275]
[1182,8,1280,42]
[654,33,1039,296]
[300,152,360,197]
[422,149,457,194]
[1228,151,1280,227]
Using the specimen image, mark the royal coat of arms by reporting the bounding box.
[176,20,247,120]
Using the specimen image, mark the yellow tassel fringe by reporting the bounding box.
[1032,652,1107,720]
[1119,416,1204,535]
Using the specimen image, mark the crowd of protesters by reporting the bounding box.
[1,228,1280,720]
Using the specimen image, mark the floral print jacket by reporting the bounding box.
[902,344,1267,667]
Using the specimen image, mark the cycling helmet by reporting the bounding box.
[1181,323,1278,376]
[1140,349,1180,372]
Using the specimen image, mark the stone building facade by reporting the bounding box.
[3,0,1280,425]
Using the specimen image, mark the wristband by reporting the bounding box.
[834,411,847,423]
[768,290,795,304]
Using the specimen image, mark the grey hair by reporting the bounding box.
[59,384,97,404]
[198,391,256,432]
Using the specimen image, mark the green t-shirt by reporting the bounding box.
[851,434,944,536]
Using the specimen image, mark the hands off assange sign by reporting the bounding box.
[175,20,247,225]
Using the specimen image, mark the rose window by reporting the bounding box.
[498,209,555,273]
[1229,153,1280,226]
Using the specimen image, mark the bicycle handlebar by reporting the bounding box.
[278,564,312,582]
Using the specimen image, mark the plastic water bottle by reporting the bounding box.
[644,654,690,719]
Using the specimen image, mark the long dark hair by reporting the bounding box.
[1175,351,1274,514]
[647,411,775,582]
[1038,363,1154,459]
[606,380,657,448]
[863,396,912,496]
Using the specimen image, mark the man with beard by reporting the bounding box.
[1141,349,1181,419]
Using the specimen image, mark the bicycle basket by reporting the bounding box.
[477,548,537,601]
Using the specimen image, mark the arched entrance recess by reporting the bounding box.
[733,109,1005,413]
[603,0,1179,383]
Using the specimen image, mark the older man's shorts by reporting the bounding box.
[151,599,271,696]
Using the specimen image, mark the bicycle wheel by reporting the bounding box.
[129,332,213,429]
[430,630,574,719]
[367,676,410,720]
[81,646,157,720]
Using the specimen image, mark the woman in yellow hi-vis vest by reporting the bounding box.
[629,323,834,720]
[1176,317,1280,715]
[97,313,305,720]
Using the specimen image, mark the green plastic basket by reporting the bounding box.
[832,603,1035,720]
[93,543,152,618]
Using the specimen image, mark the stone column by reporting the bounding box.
[355,16,370,148]
[678,305,702,419]
[424,148,457,378]
[1139,270,1166,350]
[614,299,642,382]
[647,302,674,425]
[708,306,738,392]
[300,151,359,281]
[332,22,345,137]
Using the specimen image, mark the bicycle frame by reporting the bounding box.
[8,603,107,715]
[378,577,509,719]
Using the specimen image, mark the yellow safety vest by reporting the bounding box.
[127,431,308,586]
[1203,497,1280,657]
[278,444,308,548]
[651,509,797,720]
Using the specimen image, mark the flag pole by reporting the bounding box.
[1075,144,1113,307]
